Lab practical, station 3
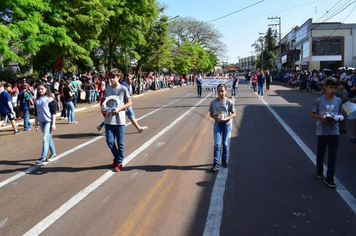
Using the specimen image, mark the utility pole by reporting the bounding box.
[268,16,281,67]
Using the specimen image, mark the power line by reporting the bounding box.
[206,0,265,23]
[216,0,320,29]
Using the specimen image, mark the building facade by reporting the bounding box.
[239,55,256,72]
[278,18,356,72]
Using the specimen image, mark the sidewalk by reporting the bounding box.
[273,81,322,95]
[0,86,173,132]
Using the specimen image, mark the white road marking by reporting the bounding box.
[0,218,8,228]
[204,90,356,236]
[203,114,232,236]
[0,93,194,189]
[23,93,208,236]
[259,96,356,214]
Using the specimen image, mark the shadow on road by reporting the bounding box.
[121,164,212,173]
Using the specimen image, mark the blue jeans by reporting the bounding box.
[65,101,75,122]
[211,87,216,97]
[258,84,264,96]
[86,90,94,103]
[105,125,125,163]
[73,91,78,106]
[317,135,339,180]
[231,87,237,96]
[22,109,31,130]
[126,106,135,120]
[213,121,231,164]
[39,122,56,159]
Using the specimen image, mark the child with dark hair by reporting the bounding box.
[311,78,342,188]
[102,68,132,172]
[209,84,236,172]
[34,83,57,164]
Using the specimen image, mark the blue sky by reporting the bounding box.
[162,0,356,64]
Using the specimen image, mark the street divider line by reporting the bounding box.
[0,93,194,189]
[23,93,210,236]
[203,119,232,236]
[259,95,356,214]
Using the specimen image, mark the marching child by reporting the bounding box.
[34,83,57,164]
[209,84,236,171]
[102,68,132,171]
[311,78,342,188]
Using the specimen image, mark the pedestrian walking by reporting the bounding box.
[252,74,257,92]
[196,73,203,97]
[231,72,239,97]
[102,68,132,172]
[257,71,266,97]
[311,78,342,188]
[18,84,34,131]
[265,70,272,92]
[209,84,236,172]
[0,83,22,134]
[34,82,57,164]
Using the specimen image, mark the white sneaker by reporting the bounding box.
[47,154,57,162]
[36,158,46,165]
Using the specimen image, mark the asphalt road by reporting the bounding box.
[0,79,355,236]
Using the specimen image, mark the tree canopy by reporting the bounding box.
[0,1,221,77]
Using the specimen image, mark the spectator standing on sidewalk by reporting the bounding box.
[336,81,349,133]
[102,68,132,172]
[0,81,4,93]
[59,78,67,120]
[70,76,81,107]
[209,84,236,172]
[18,84,34,131]
[53,78,61,112]
[63,80,78,124]
[311,78,342,188]
[349,85,356,143]
[0,83,22,134]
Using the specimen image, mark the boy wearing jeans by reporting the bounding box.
[311,78,342,188]
[103,68,132,171]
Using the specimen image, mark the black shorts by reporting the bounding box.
[0,113,14,121]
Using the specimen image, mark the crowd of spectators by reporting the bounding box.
[0,70,198,129]
[272,68,356,93]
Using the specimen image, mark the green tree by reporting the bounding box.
[97,0,158,71]
[169,17,226,58]
[35,0,111,72]
[0,0,54,65]
[135,4,173,78]
[264,27,277,70]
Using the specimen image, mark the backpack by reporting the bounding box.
[23,90,31,103]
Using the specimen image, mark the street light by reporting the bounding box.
[259,32,265,72]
